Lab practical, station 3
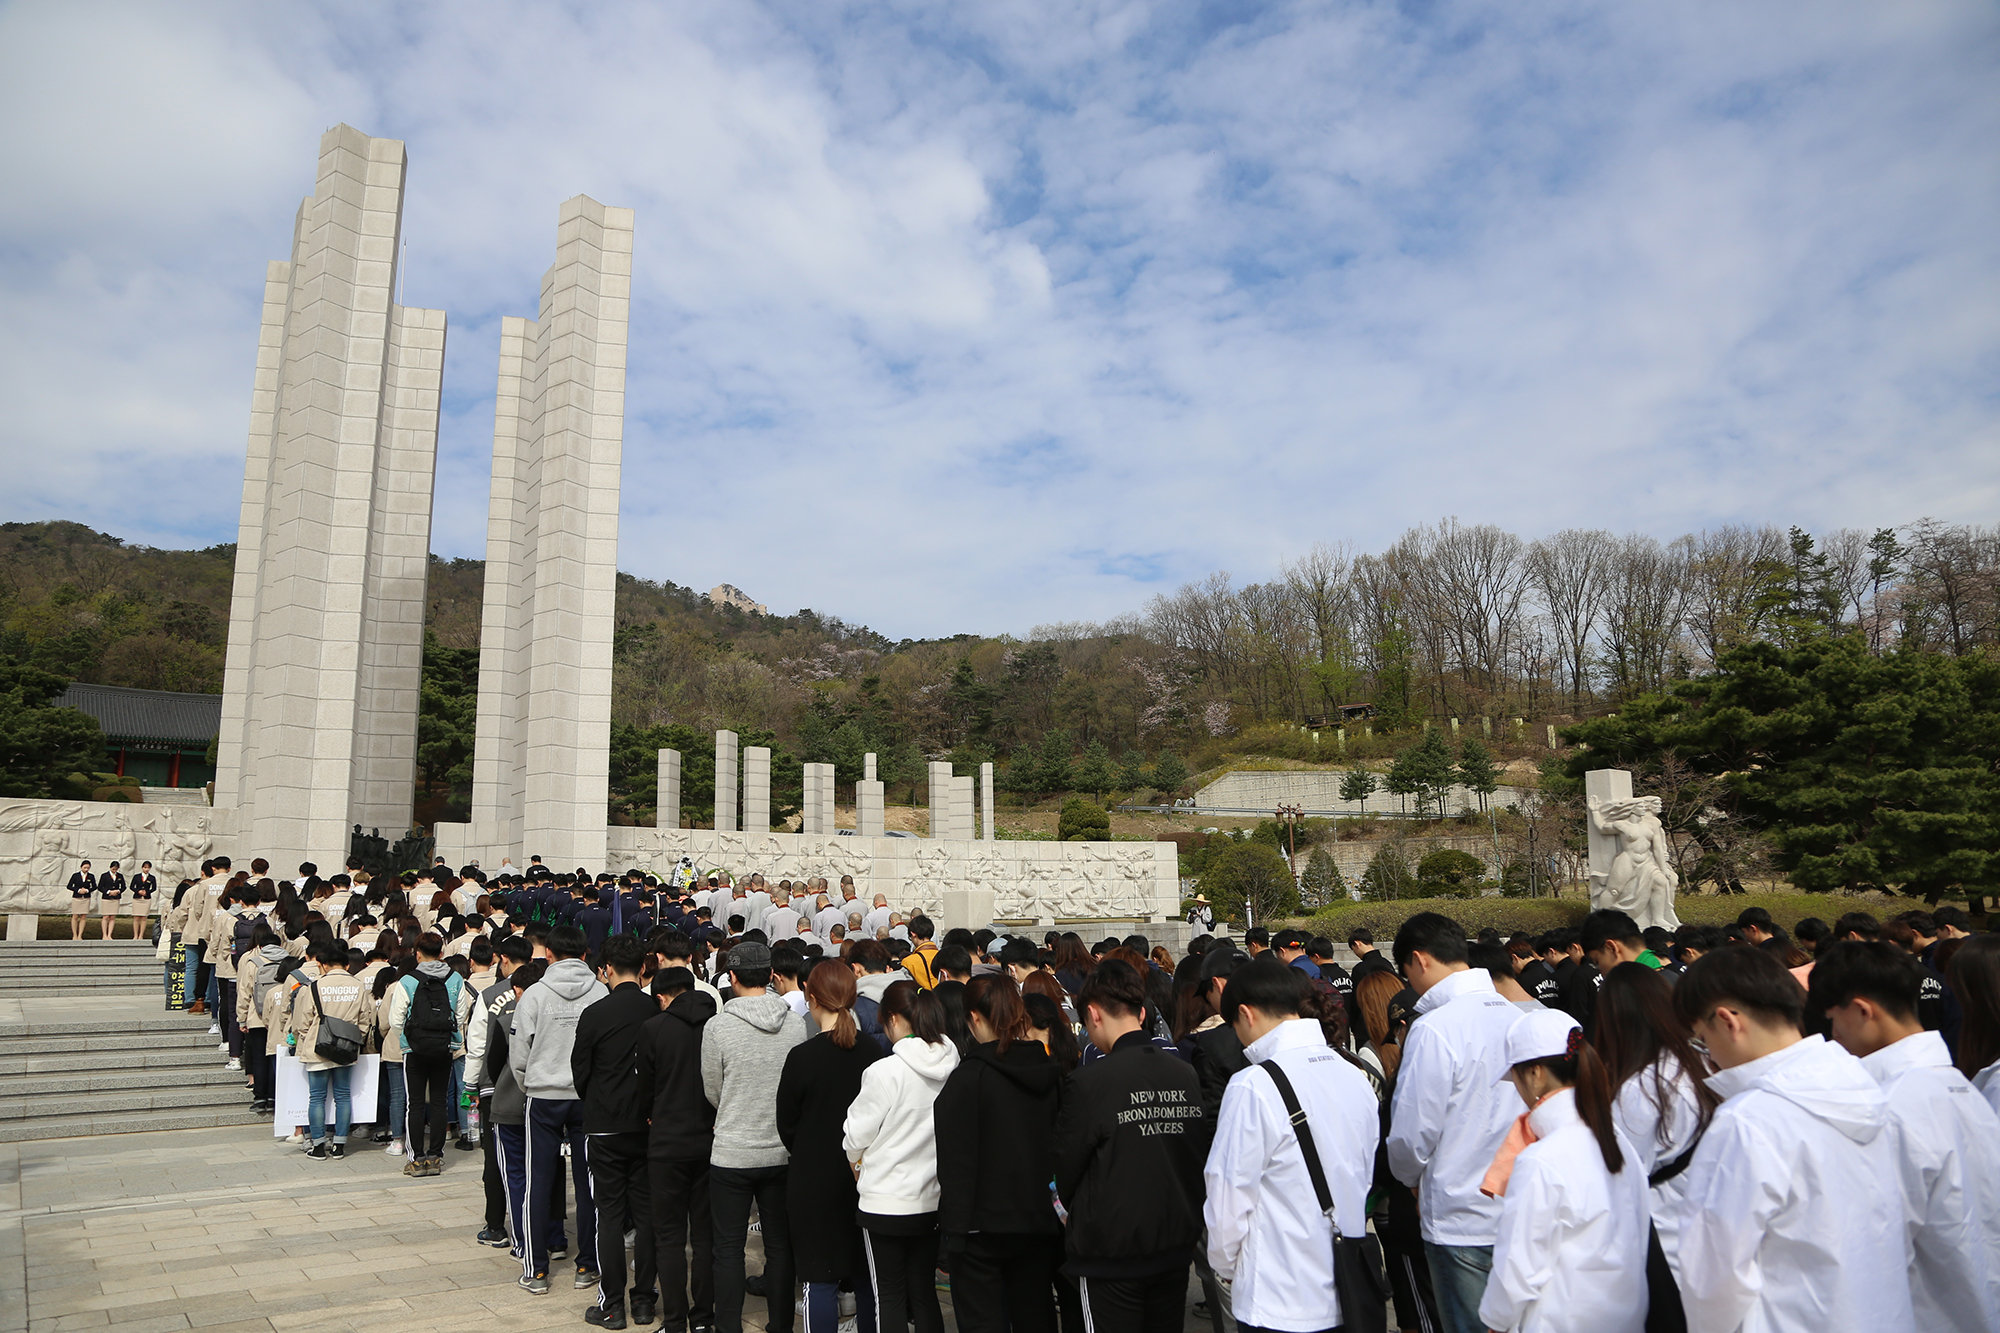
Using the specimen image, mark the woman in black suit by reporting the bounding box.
[777,960,884,1333]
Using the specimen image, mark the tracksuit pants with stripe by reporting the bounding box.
[588,1131,654,1315]
[523,1096,595,1279]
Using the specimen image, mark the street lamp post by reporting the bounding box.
[1276,802,1304,908]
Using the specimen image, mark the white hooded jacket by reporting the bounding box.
[1478,1088,1649,1333]
[1859,1030,2000,1332]
[1386,967,1522,1245]
[843,1035,960,1215]
[1675,1035,1913,1333]
[1608,1054,1705,1278]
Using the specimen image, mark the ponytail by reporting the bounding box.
[1517,1028,1625,1175]
[1570,1037,1625,1175]
[804,960,859,1050]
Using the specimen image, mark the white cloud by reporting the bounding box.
[0,0,1993,636]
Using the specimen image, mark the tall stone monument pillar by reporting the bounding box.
[466,196,633,869]
[214,125,447,872]
[857,753,884,837]
[949,776,975,841]
[714,731,739,832]
[657,750,681,832]
[744,747,771,833]
[980,762,995,841]
[928,763,953,838]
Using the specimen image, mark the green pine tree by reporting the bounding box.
[1151,751,1189,796]
[1299,846,1345,909]
[1339,766,1376,813]
[1455,739,1500,812]
[1074,740,1120,802]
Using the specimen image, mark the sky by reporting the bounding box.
[1,0,1995,640]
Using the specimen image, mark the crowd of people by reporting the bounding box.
[129,851,2000,1333]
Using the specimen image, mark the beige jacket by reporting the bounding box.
[235,953,263,1030]
[290,970,377,1072]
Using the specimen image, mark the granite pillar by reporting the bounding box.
[980,762,994,841]
[714,731,739,832]
[658,749,681,831]
[214,125,447,872]
[744,746,771,833]
[928,762,953,838]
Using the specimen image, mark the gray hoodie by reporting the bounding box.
[701,990,809,1168]
[509,958,608,1100]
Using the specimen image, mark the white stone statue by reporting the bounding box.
[1587,793,1680,931]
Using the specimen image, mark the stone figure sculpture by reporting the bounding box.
[1587,794,1680,931]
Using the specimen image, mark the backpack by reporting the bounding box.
[405,972,457,1059]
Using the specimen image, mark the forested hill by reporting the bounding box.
[0,520,903,697]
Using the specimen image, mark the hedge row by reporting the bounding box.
[1297,891,1917,942]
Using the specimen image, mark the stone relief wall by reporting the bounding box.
[436,822,1179,926]
[0,800,239,913]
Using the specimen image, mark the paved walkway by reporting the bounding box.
[1,1127,780,1333]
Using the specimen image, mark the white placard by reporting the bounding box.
[273,1052,383,1136]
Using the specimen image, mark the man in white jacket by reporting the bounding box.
[1672,946,1914,1333]
[1205,957,1378,1333]
[1811,941,2000,1331]
[1384,913,1520,1333]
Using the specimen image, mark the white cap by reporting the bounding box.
[1496,1008,1583,1083]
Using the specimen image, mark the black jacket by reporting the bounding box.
[1189,1021,1248,1159]
[1516,958,1561,1006]
[571,980,657,1134]
[1054,1029,1205,1277]
[776,1030,882,1280]
[635,990,718,1160]
[1558,961,1601,1035]
[935,1040,1064,1242]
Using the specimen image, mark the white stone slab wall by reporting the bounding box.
[658,750,681,832]
[466,197,633,869]
[593,826,1179,929]
[980,763,995,841]
[1194,768,1526,817]
[744,747,771,833]
[0,800,240,914]
[215,125,446,872]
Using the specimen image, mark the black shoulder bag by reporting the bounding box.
[310,981,366,1066]
[1260,1059,1391,1333]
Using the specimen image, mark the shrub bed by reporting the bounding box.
[1298,891,1915,941]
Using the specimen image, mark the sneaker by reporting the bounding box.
[549,1241,569,1261]
[630,1298,655,1327]
[208,1023,222,1035]
[403,1159,421,1177]
[584,1307,627,1329]
[304,1142,329,1161]
[371,1130,392,1144]
[386,1140,404,1157]
[744,1273,766,1298]
[224,1058,242,1071]
[748,1220,762,1234]
[477,1228,510,1247]
[520,1272,551,1296]
[575,1268,600,1290]
[423,1156,444,1177]
[837,1320,858,1333]
[284,1131,304,1145]
[329,1144,346,1160]
[456,1135,478,1152]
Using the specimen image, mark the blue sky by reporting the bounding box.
[1,0,1995,639]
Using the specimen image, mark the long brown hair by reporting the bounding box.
[1517,1028,1625,1174]
[965,973,1031,1052]
[1354,969,1405,1082]
[804,959,859,1049]
[1948,935,2000,1081]
[1051,932,1094,981]
[1591,961,1719,1146]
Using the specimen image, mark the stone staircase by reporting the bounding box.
[0,940,264,1143]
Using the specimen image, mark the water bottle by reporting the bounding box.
[464,1095,480,1135]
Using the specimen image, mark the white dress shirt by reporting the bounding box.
[1386,967,1522,1245]
[1205,1017,1379,1332]
[1860,1030,2000,1332]
[1478,1088,1649,1333]
[1675,1036,1914,1333]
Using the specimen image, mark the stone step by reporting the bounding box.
[0,1020,221,1050]
[0,1044,245,1075]
[3,1062,246,1097]
[0,1104,267,1145]
[0,1081,260,1120]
